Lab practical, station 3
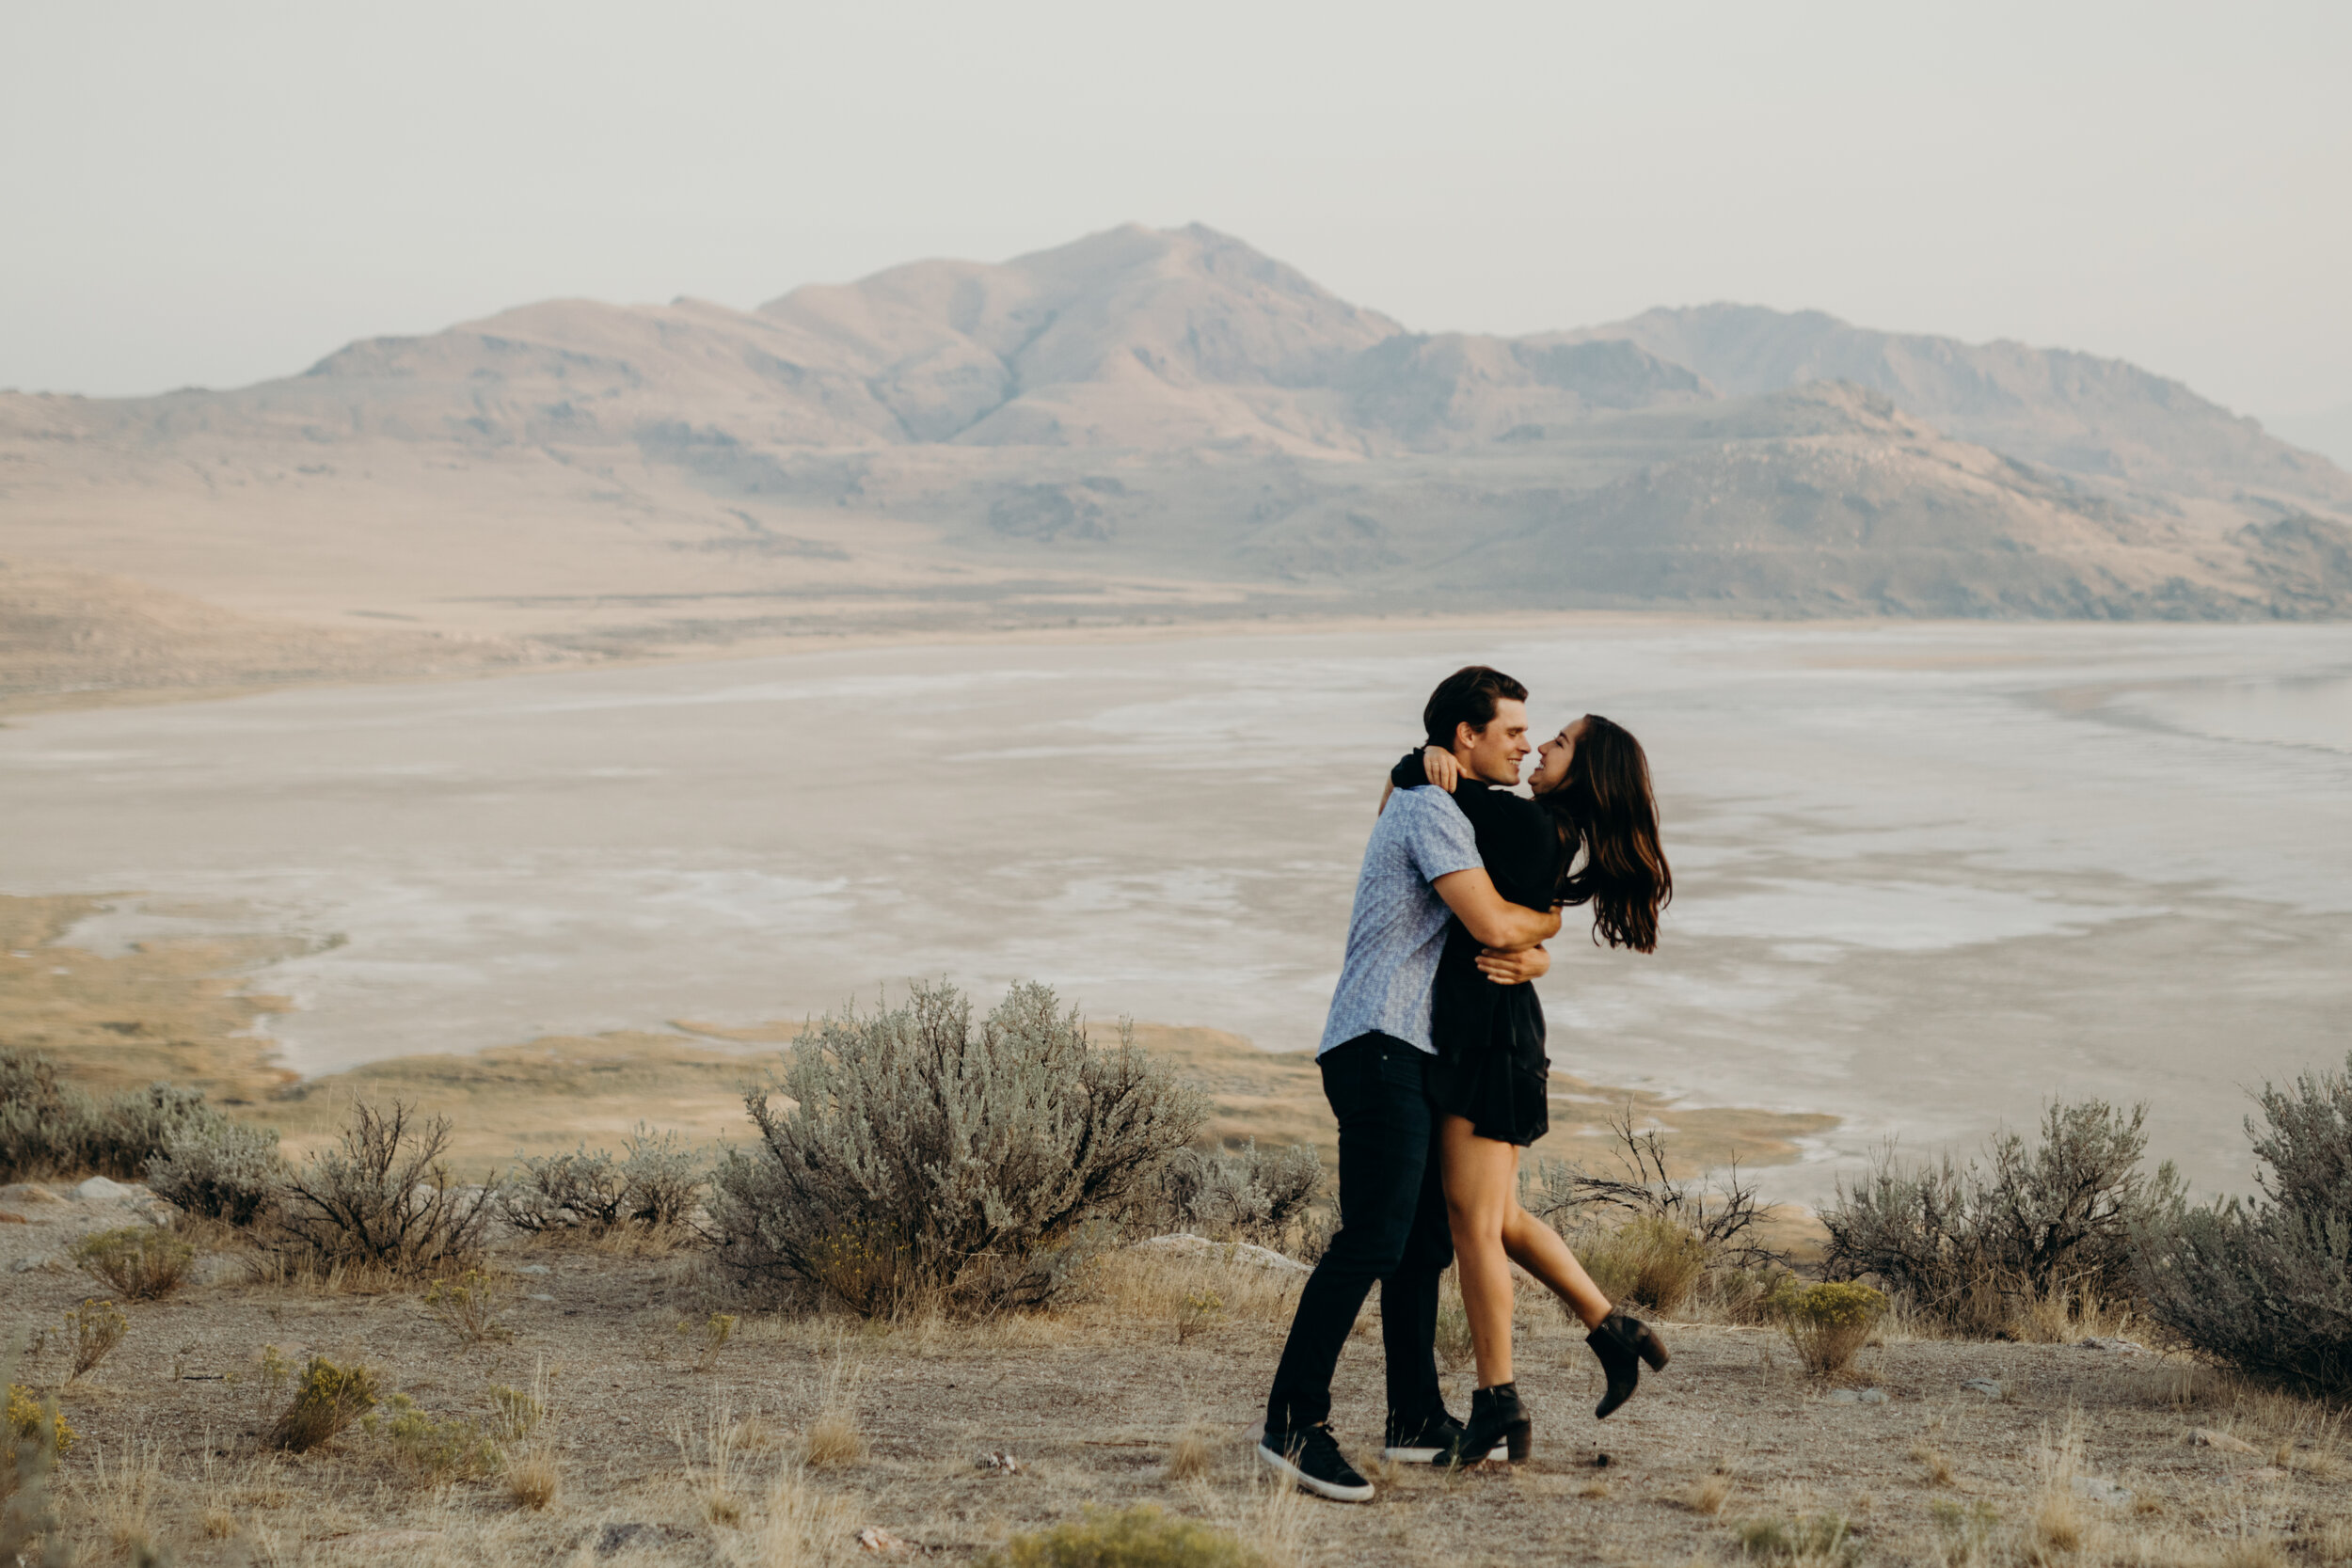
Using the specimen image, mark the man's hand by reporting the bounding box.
[1421,747,1461,792]
[1475,944,1550,986]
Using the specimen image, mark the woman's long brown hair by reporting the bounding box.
[1543,714,1672,952]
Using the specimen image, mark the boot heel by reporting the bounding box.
[1435,1383,1530,1468]
[1635,1323,1670,1372]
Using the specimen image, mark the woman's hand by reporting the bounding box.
[1475,944,1550,986]
[1422,746,1460,792]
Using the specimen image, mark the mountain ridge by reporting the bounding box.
[2,223,2347,693]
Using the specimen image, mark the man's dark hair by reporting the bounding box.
[1422,665,1528,749]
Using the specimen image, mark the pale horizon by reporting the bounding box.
[4,0,2347,443]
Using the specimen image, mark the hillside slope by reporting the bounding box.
[1572,303,2352,509]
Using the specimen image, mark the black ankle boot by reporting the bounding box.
[1586,1312,1671,1419]
[1432,1382,1532,1468]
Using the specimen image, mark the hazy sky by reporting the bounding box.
[5,0,2347,428]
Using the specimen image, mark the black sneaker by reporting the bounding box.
[1380,1407,1493,1464]
[1257,1421,1375,1503]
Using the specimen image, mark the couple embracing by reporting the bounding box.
[1257,665,1675,1502]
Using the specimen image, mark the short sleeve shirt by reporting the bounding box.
[1316,786,1486,1056]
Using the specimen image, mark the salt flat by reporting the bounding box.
[4,619,2346,1204]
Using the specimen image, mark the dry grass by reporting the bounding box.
[803,1409,865,1470]
[674,1397,752,1527]
[800,1359,866,1469]
[1095,1247,1305,1333]
[1434,1276,1475,1373]
[505,1448,560,1512]
[72,1437,165,1562]
[755,1463,863,1567]
[10,1185,2352,1568]
[2012,1283,2138,1346]
[1571,1215,1712,1315]
[1206,1466,1312,1568]
[1732,1511,1860,1565]
[2026,1410,2094,1562]
[1911,1442,1956,1487]
[1684,1473,1731,1513]
[687,1311,739,1371]
[1167,1428,1215,1481]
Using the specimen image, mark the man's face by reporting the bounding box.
[1454,698,1531,785]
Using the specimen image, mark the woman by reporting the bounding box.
[1389,714,1674,1467]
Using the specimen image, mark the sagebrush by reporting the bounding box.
[2137,1051,2352,1396]
[707,980,1205,1316]
[1153,1139,1321,1247]
[1820,1100,2182,1336]
[499,1125,704,1235]
[271,1100,493,1276]
[1524,1108,1777,1266]
[146,1117,285,1226]
[0,1049,242,1183]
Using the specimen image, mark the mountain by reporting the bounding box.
[4,224,2349,702]
[761,223,1402,449]
[1567,304,2352,509]
[1415,384,2276,616]
[2271,401,2352,472]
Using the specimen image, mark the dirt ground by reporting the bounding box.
[5,1181,2345,1568]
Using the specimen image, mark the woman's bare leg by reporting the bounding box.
[1438,1114,1523,1387]
[1499,1202,1612,1329]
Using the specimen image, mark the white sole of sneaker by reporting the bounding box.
[1380,1443,1499,1464]
[1256,1440,1375,1503]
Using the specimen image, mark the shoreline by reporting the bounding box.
[0,892,1836,1192]
[5,600,2293,722]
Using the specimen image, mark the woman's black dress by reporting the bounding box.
[1389,754,1566,1147]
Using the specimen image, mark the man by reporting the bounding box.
[1257,666,1563,1501]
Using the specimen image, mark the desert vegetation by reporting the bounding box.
[1,1024,2348,1564]
[2136,1055,2352,1398]
[1820,1100,2185,1342]
[0,1052,245,1185]
[705,981,1206,1316]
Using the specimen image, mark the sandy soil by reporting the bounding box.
[0,554,1701,721]
[3,1181,2344,1568]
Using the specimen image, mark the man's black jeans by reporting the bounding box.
[1263,1031,1453,1434]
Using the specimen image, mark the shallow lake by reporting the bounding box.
[7,618,2348,1203]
